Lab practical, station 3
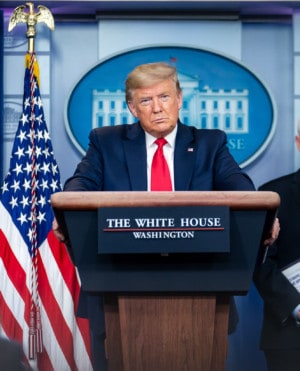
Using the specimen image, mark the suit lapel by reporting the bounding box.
[123,123,147,190]
[174,123,196,190]
[122,122,196,191]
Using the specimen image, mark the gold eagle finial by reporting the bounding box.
[8,2,55,53]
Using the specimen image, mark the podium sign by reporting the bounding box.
[98,205,230,254]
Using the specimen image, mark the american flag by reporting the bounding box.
[0,53,92,370]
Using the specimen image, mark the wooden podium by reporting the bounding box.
[51,191,279,371]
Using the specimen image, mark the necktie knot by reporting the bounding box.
[155,137,168,148]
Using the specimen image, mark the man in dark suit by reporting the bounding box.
[55,62,278,370]
[254,131,300,371]
[63,62,254,192]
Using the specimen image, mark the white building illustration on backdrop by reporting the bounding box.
[92,71,249,133]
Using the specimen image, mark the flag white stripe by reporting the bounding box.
[40,301,70,371]
[0,259,25,328]
[39,242,93,370]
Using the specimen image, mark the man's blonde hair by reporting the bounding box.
[125,62,181,103]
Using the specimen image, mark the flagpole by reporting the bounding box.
[2,3,93,369]
[8,2,55,360]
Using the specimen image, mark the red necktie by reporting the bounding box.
[151,138,172,191]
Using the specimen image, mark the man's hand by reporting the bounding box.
[263,217,280,246]
[52,218,65,242]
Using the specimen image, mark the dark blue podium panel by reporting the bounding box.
[64,208,268,295]
[97,206,230,254]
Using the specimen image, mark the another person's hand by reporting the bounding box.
[263,217,280,246]
[52,218,65,242]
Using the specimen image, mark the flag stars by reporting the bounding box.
[20,113,29,126]
[20,195,29,208]
[38,195,47,208]
[36,114,43,125]
[23,178,31,191]
[32,80,38,92]
[35,146,42,158]
[50,179,59,192]
[17,212,28,225]
[12,163,23,176]
[11,180,20,192]
[36,129,44,141]
[43,147,50,158]
[24,97,30,109]
[17,130,27,143]
[9,196,18,209]
[34,163,40,174]
[28,211,36,224]
[1,64,63,251]
[51,163,58,175]
[40,162,50,175]
[1,181,9,194]
[32,96,38,106]
[44,131,50,142]
[36,96,43,109]
[37,211,46,224]
[14,147,25,159]
[27,228,34,243]
[40,179,49,191]
[24,162,33,175]
[25,144,34,158]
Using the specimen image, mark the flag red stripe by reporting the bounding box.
[0,291,23,342]
[47,231,81,308]
[46,231,92,357]
[0,226,90,370]
[37,349,54,371]
[0,230,28,301]
[76,316,92,356]
[0,229,31,330]
[0,227,53,370]
[37,247,78,370]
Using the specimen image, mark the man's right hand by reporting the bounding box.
[52,218,65,242]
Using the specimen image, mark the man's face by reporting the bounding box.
[128,79,182,138]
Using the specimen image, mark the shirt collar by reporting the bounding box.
[145,125,178,148]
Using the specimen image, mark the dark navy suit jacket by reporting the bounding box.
[64,121,254,192]
[254,170,300,350]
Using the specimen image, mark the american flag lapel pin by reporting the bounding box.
[187,147,194,152]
